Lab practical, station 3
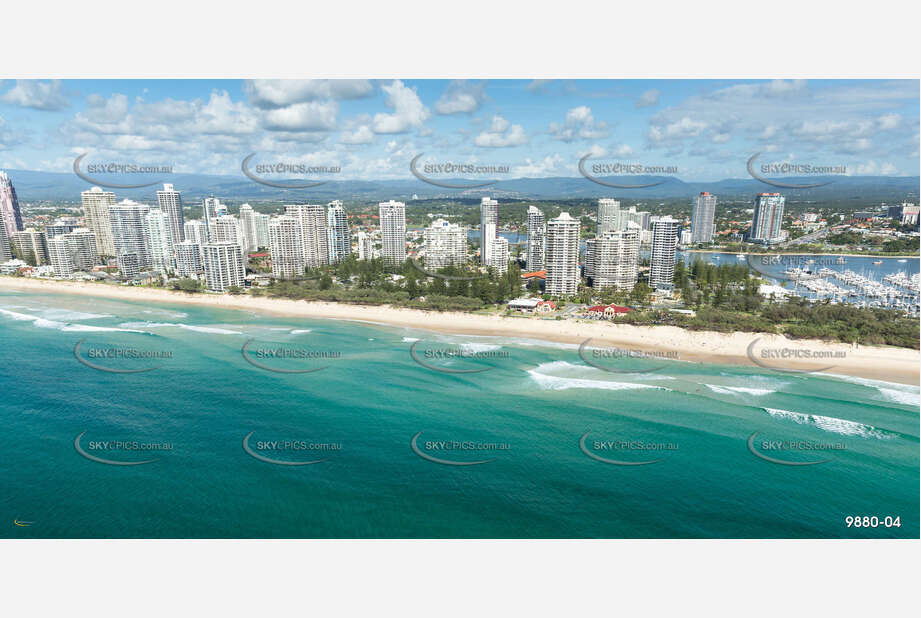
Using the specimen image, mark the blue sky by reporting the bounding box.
[0,79,917,181]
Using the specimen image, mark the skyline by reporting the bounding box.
[0,79,918,183]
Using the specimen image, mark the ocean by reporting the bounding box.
[1,288,917,538]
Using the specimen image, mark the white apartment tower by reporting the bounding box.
[239,204,258,252]
[203,242,245,292]
[326,201,350,265]
[423,219,466,269]
[749,193,785,244]
[597,198,621,234]
[145,207,174,272]
[108,200,151,268]
[175,241,203,278]
[526,205,545,271]
[691,192,717,243]
[378,200,406,266]
[47,237,74,277]
[545,212,580,297]
[156,183,184,244]
[285,204,328,269]
[585,224,640,291]
[268,215,306,279]
[81,186,117,256]
[480,197,499,265]
[211,215,245,249]
[649,216,680,290]
[488,235,509,275]
[356,231,374,261]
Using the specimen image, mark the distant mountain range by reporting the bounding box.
[5,168,919,203]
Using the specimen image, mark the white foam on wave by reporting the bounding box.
[706,384,775,396]
[118,321,243,335]
[291,329,312,335]
[458,342,501,353]
[527,361,669,392]
[402,337,420,342]
[0,308,145,333]
[822,373,920,408]
[765,407,891,440]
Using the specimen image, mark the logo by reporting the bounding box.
[410,153,500,189]
[745,337,840,375]
[746,152,839,189]
[409,431,499,466]
[73,431,161,466]
[578,153,669,189]
[241,431,331,466]
[746,431,832,466]
[13,519,33,527]
[578,431,665,466]
[577,339,670,374]
[240,339,335,374]
[72,153,168,189]
[408,340,501,374]
[241,152,338,189]
[73,339,165,374]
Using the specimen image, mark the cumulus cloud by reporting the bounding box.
[474,115,528,147]
[636,89,660,108]
[1,80,70,111]
[243,79,373,108]
[372,80,430,133]
[260,100,338,131]
[549,106,610,142]
[434,80,486,114]
[340,124,374,145]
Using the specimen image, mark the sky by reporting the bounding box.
[0,79,917,182]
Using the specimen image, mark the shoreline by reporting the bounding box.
[1,276,918,386]
[686,250,920,259]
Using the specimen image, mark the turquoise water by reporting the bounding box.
[1,289,918,538]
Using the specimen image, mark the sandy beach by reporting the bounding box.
[1,276,918,386]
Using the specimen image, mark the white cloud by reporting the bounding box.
[340,125,374,145]
[549,106,609,142]
[434,80,486,114]
[243,79,373,108]
[474,115,528,147]
[372,80,430,134]
[1,80,70,111]
[260,100,338,131]
[636,89,660,108]
[513,154,565,177]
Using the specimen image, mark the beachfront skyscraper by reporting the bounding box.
[239,204,258,252]
[649,216,680,290]
[175,241,203,278]
[526,205,545,271]
[284,204,328,269]
[268,215,305,279]
[480,197,498,265]
[749,193,785,244]
[545,211,580,297]
[156,183,184,244]
[378,200,406,267]
[10,229,48,265]
[254,213,270,249]
[211,215,245,250]
[46,229,98,276]
[202,242,245,292]
[488,234,509,274]
[109,200,151,268]
[145,207,174,272]
[0,171,23,239]
[356,231,374,261]
[0,222,12,262]
[597,198,620,234]
[691,192,717,243]
[81,186,116,256]
[423,218,466,269]
[585,224,640,291]
[326,201,350,265]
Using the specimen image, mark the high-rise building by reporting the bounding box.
[0,220,12,262]
[526,205,545,271]
[156,183,184,244]
[480,197,499,265]
[285,204,328,268]
[649,216,680,290]
[545,212,580,297]
[0,171,24,240]
[10,229,48,265]
[597,198,621,234]
[900,203,920,226]
[145,208,174,272]
[749,193,785,244]
[620,206,651,231]
[203,242,245,292]
[423,218,466,269]
[482,222,497,265]
[174,241,203,278]
[64,229,98,271]
[254,213,270,249]
[44,223,76,238]
[211,215,245,249]
[488,235,509,274]
[117,253,140,281]
[326,201,351,265]
[378,200,406,266]
[585,224,640,291]
[356,231,374,261]
[239,204,258,252]
[268,215,305,279]
[109,200,151,268]
[81,186,116,256]
[46,237,74,277]
[202,196,226,240]
[184,220,208,249]
[691,192,717,243]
